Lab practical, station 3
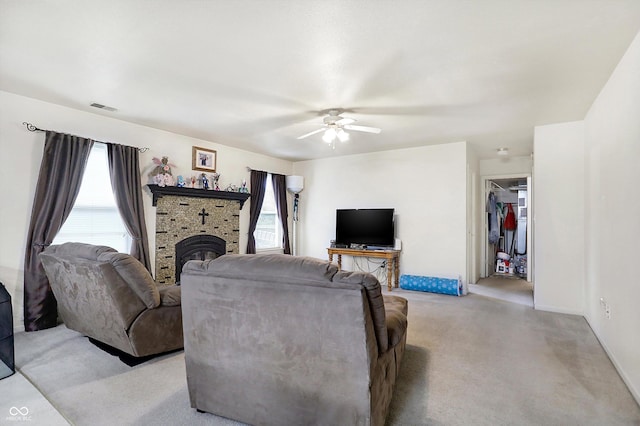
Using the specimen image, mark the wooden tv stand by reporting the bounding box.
[327,247,400,291]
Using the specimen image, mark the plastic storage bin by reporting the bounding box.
[0,282,15,380]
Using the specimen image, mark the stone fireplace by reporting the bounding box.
[148,185,250,285]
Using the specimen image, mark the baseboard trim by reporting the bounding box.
[584,315,640,406]
[13,316,24,333]
[533,304,583,316]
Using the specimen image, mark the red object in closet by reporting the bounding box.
[504,204,517,230]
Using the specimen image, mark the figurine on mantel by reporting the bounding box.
[176,175,186,187]
[201,173,209,190]
[211,173,220,190]
[239,179,249,193]
[154,173,174,187]
[148,156,176,187]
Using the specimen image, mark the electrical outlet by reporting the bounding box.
[600,298,611,319]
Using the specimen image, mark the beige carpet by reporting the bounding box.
[4,289,640,425]
[468,275,534,307]
[0,370,68,425]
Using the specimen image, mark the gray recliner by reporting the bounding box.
[181,253,408,426]
[39,242,183,358]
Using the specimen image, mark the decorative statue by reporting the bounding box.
[239,179,249,193]
[211,173,221,190]
[176,175,185,187]
[153,174,166,187]
[201,173,209,190]
[148,156,176,186]
[149,156,175,178]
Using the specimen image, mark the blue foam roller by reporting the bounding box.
[399,275,465,296]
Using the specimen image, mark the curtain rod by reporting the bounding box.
[247,166,268,173]
[23,122,149,153]
[246,166,289,176]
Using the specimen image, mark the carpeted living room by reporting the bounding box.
[1,2,640,425]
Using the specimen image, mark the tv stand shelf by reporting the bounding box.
[327,247,400,291]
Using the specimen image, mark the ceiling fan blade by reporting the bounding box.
[297,128,325,139]
[344,124,381,134]
[336,117,355,126]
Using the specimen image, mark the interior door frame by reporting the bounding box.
[480,173,532,282]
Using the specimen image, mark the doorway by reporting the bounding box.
[473,175,533,307]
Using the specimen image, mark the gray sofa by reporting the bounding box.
[181,254,408,426]
[39,242,183,358]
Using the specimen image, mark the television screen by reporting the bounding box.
[335,208,395,248]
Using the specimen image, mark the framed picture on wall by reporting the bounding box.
[192,146,217,172]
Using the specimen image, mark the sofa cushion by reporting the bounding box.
[182,254,338,283]
[98,252,160,309]
[159,285,181,307]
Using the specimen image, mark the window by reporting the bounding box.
[254,175,283,251]
[53,143,131,252]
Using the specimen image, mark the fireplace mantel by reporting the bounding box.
[147,184,250,209]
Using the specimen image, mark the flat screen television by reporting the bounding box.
[335,208,395,248]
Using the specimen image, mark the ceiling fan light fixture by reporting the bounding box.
[497,147,509,156]
[337,129,349,142]
[297,110,381,145]
[323,128,337,143]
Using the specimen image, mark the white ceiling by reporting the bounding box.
[1,1,639,161]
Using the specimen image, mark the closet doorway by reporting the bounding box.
[476,174,533,307]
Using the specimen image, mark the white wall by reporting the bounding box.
[0,91,292,331]
[293,142,468,285]
[533,121,585,315]
[467,144,480,284]
[479,155,533,177]
[583,31,640,403]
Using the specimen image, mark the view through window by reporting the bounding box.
[254,175,282,250]
[53,143,131,253]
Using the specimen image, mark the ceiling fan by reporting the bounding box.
[296,109,381,148]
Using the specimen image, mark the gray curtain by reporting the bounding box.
[23,131,94,331]
[106,143,152,272]
[246,170,268,254]
[271,173,291,254]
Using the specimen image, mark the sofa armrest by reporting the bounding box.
[158,285,181,307]
[383,295,408,316]
[385,310,407,348]
[383,295,408,349]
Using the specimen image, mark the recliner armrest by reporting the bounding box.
[385,310,407,348]
[383,295,408,349]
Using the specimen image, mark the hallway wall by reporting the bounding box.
[583,30,640,403]
[533,121,585,315]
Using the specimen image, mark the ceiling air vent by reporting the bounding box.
[90,103,117,112]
